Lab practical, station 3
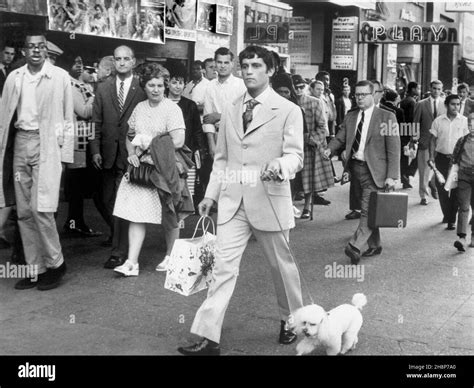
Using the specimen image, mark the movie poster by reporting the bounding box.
[47,0,165,44]
[164,0,197,41]
[2,0,48,16]
[215,4,232,35]
[196,1,215,33]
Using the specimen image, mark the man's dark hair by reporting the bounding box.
[193,60,204,69]
[444,94,460,106]
[355,80,375,93]
[203,58,214,67]
[2,40,15,50]
[238,45,274,72]
[384,88,398,102]
[315,71,329,81]
[457,82,469,93]
[24,31,47,46]
[214,47,234,61]
[407,81,418,93]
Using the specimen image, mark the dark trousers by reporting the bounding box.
[349,178,362,211]
[102,166,129,258]
[400,137,417,180]
[435,153,458,224]
[349,160,380,251]
[457,168,474,236]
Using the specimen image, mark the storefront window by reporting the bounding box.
[257,12,268,23]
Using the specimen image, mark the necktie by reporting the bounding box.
[433,99,437,118]
[243,99,259,133]
[351,111,365,155]
[118,81,124,112]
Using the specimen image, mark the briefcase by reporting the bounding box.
[368,191,408,228]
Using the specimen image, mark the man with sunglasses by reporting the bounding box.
[324,80,400,264]
[0,31,74,290]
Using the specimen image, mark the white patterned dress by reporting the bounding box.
[113,99,185,224]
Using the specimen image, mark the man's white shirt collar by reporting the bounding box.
[243,86,271,106]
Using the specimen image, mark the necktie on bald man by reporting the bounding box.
[118,81,124,112]
[243,99,259,133]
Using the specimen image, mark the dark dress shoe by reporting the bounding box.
[345,210,361,220]
[15,278,38,290]
[402,182,413,189]
[313,195,331,205]
[420,199,428,206]
[37,262,67,291]
[362,246,383,257]
[75,226,103,237]
[177,338,220,355]
[429,181,438,199]
[279,320,297,345]
[104,256,125,269]
[446,223,455,231]
[344,244,361,265]
[300,209,311,219]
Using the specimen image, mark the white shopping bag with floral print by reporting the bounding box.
[165,216,216,296]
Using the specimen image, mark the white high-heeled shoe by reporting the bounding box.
[114,261,139,276]
[155,255,171,272]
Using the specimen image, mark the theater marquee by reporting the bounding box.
[359,22,458,45]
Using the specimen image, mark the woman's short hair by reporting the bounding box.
[137,62,169,88]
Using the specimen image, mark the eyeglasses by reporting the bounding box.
[295,85,306,90]
[355,93,372,98]
[25,43,47,51]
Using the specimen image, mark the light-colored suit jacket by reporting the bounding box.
[414,97,446,150]
[205,88,304,231]
[328,106,400,188]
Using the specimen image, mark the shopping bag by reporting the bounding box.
[164,216,216,296]
[444,164,459,191]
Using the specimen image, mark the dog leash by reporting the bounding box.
[262,180,315,305]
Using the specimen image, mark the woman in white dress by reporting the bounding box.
[113,65,186,276]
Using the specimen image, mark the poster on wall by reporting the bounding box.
[47,0,165,44]
[196,1,216,33]
[165,0,197,41]
[215,4,232,35]
[1,0,48,16]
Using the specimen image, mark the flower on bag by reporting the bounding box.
[189,243,215,292]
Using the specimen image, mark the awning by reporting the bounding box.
[329,0,376,10]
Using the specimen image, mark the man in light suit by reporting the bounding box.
[90,45,146,268]
[178,45,304,355]
[413,80,446,205]
[324,80,400,264]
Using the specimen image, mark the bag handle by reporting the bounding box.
[191,216,216,239]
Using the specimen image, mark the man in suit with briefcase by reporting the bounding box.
[324,80,400,264]
[90,45,146,268]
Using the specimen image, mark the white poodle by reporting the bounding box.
[290,293,367,356]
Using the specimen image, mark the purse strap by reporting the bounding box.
[191,216,216,239]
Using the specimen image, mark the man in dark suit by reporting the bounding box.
[0,43,15,96]
[335,83,356,134]
[414,80,446,205]
[458,83,474,118]
[400,82,420,187]
[324,80,400,264]
[90,45,146,269]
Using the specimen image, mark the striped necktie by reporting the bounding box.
[351,111,365,155]
[243,99,259,133]
[118,81,124,112]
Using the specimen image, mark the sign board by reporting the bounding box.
[289,17,312,68]
[244,23,290,44]
[359,22,459,44]
[445,1,474,12]
[331,17,358,71]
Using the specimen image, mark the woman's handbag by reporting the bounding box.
[125,150,155,187]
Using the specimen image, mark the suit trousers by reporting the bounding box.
[435,153,458,224]
[349,177,362,211]
[456,169,474,236]
[348,160,381,251]
[190,202,303,344]
[13,130,64,274]
[102,166,129,257]
[417,148,434,200]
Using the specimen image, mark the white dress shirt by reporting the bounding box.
[352,105,375,161]
[183,77,209,106]
[242,86,271,120]
[15,68,45,130]
[203,74,246,134]
[116,74,133,102]
[429,113,469,155]
[343,96,352,115]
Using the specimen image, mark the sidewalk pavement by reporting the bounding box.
[0,161,472,356]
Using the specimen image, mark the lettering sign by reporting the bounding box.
[331,17,358,70]
[359,22,458,44]
[244,23,289,44]
[445,1,474,12]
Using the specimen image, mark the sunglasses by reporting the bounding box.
[295,84,306,90]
